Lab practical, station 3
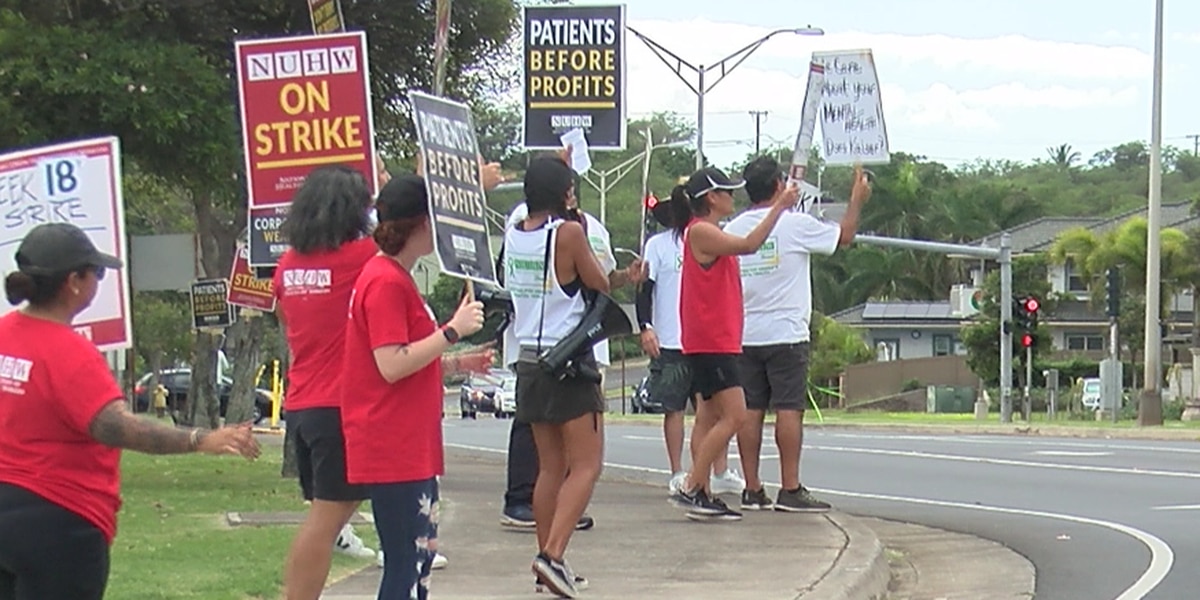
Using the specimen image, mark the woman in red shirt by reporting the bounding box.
[342,174,494,600]
[0,223,260,600]
[274,164,384,599]
[665,167,796,521]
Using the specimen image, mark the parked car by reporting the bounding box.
[1080,377,1102,410]
[132,369,278,424]
[459,368,518,419]
[630,376,665,414]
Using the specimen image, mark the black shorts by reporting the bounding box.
[0,483,109,600]
[287,407,369,502]
[739,343,810,412]
[685,353,742,400]
[514,351,605,424]
[647,349,694,413]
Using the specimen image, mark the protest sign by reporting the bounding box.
[813,49,890,166]
[190,279,233,329]
[248,205,289,267]
[788,60,826,185]
[409,91,497,286]
[308,0,345,34]
[522,4,626,150]
[227,244,276,311]
[0,137,132,350]
[235,31,376,265]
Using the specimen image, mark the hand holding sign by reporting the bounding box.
[850,163,873,205]
[480,159,505,191]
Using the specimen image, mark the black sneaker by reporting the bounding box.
[532,552,578,598]
[575,514,595,530]
[687,495,742,522]
[741,487,774,511]
[501,504,536,528]
[536,561,588,593]
[775,485,832,513]
[668,486,724,515]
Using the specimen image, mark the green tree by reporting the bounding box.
[808,313,873,384]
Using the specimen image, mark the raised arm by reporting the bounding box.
[691,182,799,260]
[837,164,873,246]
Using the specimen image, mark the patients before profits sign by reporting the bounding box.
[522,4,626,150]
[235,31,377,208]
[410,92,497,286]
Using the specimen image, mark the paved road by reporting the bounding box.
[444,361,651,418]
[442,420,1200,600]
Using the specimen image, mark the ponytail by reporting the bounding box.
[669,185,693,241]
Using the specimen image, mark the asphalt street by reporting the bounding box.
[441,419,1200,600]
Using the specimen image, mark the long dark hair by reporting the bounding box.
[524,155,573,219]
[281,165,372,254]
[669,185,710,241]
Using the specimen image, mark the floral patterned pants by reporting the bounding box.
[370,478,439,600]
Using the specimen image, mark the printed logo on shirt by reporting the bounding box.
[281,268,333,295]
[505,251,551,299]
[0,354,34,395]
[740,236,780,277]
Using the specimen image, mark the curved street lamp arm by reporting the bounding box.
[702,28,798,94]
[626,25,701,96]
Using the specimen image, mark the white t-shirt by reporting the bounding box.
[642,231,683,350]
[723,207,841,345]
[502,202,615,366]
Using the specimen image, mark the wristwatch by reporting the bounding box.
[640,323,653,333]
[442,326,460,344]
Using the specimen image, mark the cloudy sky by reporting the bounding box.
[602,0,1200,170]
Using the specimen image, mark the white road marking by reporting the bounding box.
[1151,504,1200,511]
[1032,450,1114,457]
[446,442,1173,600]
[817,431,1200,455]
[807,444,1200,480]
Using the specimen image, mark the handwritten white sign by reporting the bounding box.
[814,49,890,166]
[0,137,131,350]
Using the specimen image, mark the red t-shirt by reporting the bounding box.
[0,312,124,543]
[680,220,744,355]
[341,256,445,484]
[274,237,379,411]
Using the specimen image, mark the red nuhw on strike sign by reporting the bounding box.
[235,31,377,209]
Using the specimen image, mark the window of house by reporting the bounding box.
[1065,258,1088,293]
[1066,335,1104,351]
[932,334,954,357]
[875,339,899,362]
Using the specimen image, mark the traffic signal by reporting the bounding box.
[1013,295,1040,332]
[1106,267,1120,318]
[1021,333,1034,348]
[1023,296,1040,327]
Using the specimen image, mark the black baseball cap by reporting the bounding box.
[375,174,429,221]
[15,223,122,276]
[684,167,745,198]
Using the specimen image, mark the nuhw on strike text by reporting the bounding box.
[245,45,365,165]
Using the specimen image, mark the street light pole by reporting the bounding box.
[582,139,686,224]
[626,26,825,171]
[1140,0,1165,426]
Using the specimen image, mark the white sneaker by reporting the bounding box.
[667,471,688,495]
[334,524,376,559]
[710,468,746,496]
[378,551,447,570]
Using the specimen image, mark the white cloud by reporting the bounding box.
[627,19,1152,81]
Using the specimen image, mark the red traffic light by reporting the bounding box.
[645,193,659,209]
[1024,297,1040,313]
[1021,333,1034,347]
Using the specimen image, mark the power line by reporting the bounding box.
[1187,134,1200,155]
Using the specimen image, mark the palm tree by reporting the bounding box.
[1049,219,1192,388]
[1046,144,1081,169]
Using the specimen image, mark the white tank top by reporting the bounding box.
[504,221,587,349]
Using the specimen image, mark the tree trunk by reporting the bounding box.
[185,331,222,429]
[224,313,265,424]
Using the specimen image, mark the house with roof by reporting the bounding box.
[831,201,1199,362]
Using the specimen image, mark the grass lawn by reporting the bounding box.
[107,449,377,600]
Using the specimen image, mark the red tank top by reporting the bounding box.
[680,219,744,354]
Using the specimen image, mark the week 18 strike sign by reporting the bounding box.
[235,31,377,266]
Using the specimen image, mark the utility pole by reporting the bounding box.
[749,110,769,154]
[1187,133,1200,155]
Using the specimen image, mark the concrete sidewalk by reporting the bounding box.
[322,449,889,600]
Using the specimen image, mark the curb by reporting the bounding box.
[807,421,1200,441]
[799,513,890,600]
